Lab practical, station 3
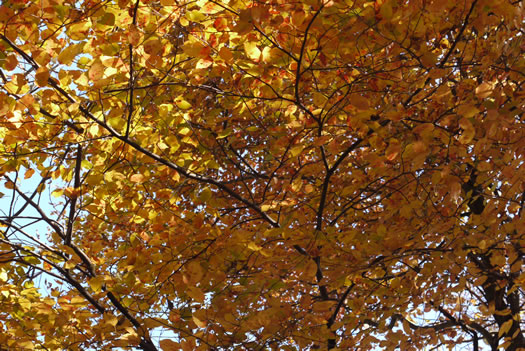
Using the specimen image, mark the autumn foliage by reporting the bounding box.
[0,0,524,349]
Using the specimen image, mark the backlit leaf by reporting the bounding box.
[244,42,261,61]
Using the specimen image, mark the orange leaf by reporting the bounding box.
[351,95,369,110]
[34,67,49,87]
[88,61,105,81]
[128,25,142,46]
[130,174,145,183]
[159,339,180,351]
[4,54,18,71]
[385,142,401,161]
[218,46,233,62]
[24,168,35,179]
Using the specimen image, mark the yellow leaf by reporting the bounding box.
[17,341,34,350]
[157,141,169,151]
[195,58,213,69]
[89,276,105,293]
[103,313,119,327]
[51,189,64,198]
[186,10,206,22]
[291,178,302,192]
[499,318,514,338]
[71,296,86,305]
[201,2,222,14]
[172,170,180,182]
[192,315,206,328]
[261,46,274,64]
[175,98,191,110]
[88,124,100,137]
[0,270,7,282]
[178,127,191,136]
[247,242,262,251]
[290,145,304,157]
[68,20,91,40]
[244,42,261,61]
[57,42,86,64]
[68,102,80,113]
[108,116,124,130]
[217,128,231,139]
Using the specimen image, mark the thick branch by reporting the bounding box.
[65,145,82,245]
[125,0,140,138]
[294,5,324,111]
[438,0,478,68]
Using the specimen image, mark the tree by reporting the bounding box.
[0,0,523,349]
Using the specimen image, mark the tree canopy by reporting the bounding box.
[0,0,524,350]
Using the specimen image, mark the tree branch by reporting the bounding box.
[438,0,478,68]
[65,145,82,245]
